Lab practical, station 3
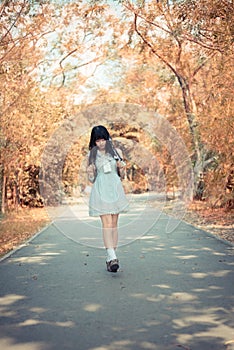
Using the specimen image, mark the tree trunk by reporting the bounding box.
[177,74,206,198]
[0,166,3,214]
[1,167,6,214]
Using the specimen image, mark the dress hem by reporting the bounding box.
[89,208,129,217]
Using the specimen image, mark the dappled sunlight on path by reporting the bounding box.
[0,196,233,350]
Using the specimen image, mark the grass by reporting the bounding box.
[162,200,234,244]
[0,207,50,258]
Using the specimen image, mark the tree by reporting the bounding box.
[0,0,124,211]
[195,52,234,207]
[117,0,234,197]
[0,1,63,211]
[1,0,233,212]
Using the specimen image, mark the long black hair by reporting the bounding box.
[88,125,121,165]
[89,125,110,150]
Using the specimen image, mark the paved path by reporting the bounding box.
[0,195,233,350]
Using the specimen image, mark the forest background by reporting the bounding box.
[0,0,233,255]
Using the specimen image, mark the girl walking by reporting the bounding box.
[86,125,129,272]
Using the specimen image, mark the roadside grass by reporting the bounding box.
[0,207,50,258]
[162,200,234,244]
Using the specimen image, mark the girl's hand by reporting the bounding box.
[116,161,126,180]
[87,164,96,175]
[116,160,125,169]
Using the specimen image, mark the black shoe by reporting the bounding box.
[106,259,119,273]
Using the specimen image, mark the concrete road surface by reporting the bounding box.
[0,194,233,350]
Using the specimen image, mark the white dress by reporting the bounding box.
[89,151,129,217]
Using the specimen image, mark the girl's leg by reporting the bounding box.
[100,214,114,249]
[100,214,119,271]
[100,214,119,249]
[111,214,119,249]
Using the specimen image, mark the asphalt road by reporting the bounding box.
[0,195,233,350]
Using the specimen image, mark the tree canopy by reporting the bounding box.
[0,0,233,212]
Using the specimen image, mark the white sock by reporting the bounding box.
[106,248,117,262]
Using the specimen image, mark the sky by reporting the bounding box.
[32,0,128,103]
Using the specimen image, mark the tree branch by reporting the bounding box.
[133,13,179,79]
[0,30,54,63]
[182,34,224,54]
[0,1,27,45]
[58,52,103,88]
[0,0,9,17]
[192,51,217,79]
[124,2,172,36]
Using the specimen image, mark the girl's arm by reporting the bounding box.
[86,153,96,183]
[116,148,126,179]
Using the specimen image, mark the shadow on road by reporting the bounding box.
[0,197,233,350]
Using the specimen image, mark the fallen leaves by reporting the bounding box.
[160,199,234,244]
[0,208,49,257]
